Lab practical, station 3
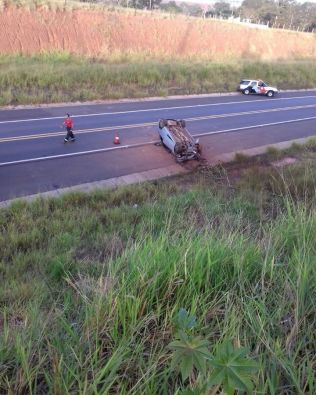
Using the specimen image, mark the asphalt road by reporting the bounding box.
[1,91,316,201]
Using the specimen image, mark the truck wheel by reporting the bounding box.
[159,119,167,129]
[179,119,186,128]
[267,90,274,97]
[243,88,250,95]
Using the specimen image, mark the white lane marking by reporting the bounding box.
[1,116,316,167]
[186,104,316,123]
[194,116,316,138]
[1,103,316,143]
[0,140,158,167]
[0,94,316,125]
[0,122,154,143]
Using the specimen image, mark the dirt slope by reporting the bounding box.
[0,6,316,59]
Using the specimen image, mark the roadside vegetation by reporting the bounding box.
[1,0,315,32]
[1,54,316,105]
[1,142,316,393]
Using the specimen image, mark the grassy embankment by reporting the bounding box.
[1,141,316,394]
[1,54,316,105]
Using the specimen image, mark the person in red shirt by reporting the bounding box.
[62,113,75,142]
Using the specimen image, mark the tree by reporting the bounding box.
[239,0,316,31]
[180,2,204,17]
[159,1,182,14]
[129,0,162,9]
[214,1,233,19]
[258,1,278,24]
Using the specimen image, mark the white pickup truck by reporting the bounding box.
[238,79,279,97]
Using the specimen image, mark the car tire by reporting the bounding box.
[243,88,250,95]
[179,119,186,128]
[267,90,274,98]
[195,143,202,155]
[159,119,167,129]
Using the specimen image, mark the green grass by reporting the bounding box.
[234,152,250,163]
[267,138,316,159]
[266,145,283,159]
[1,153,316,394]
[1,54,316,105]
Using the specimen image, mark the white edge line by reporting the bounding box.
[0,140,158,167]
[1,94,316,124]
[1,116,316,167]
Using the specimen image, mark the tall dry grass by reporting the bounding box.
[0,5,315,60]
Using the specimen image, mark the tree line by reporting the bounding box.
[237,0,316,31]
[81,0,316,32]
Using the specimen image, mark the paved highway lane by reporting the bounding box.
[1,91,316,201]
[1,92,316,138]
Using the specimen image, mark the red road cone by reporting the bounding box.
[113,133,120,145]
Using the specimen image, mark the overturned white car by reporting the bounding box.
[158,119,202,163]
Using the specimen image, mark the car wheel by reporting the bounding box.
[179,119,186,128]
[243,88,250,95]
[159,119,167,129]
[195,143,202,155]
[267,90,274,97]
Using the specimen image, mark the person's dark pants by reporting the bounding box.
[65,127,75,141]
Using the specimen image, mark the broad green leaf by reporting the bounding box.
[180,353,194,380]
[168,335,211,381]
[208,367,225,385]
[171,350,184,371]
[208,340,258,394]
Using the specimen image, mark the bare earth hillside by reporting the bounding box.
[0,6,316,60]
